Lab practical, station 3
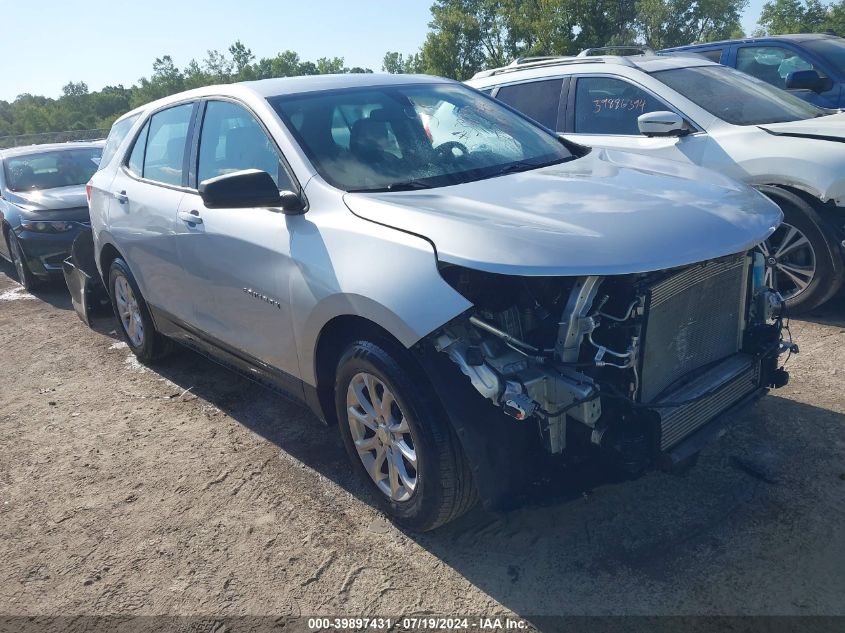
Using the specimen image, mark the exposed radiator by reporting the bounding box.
[639,254,749,403]
[656,353,759,450]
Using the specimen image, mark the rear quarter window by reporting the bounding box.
[699,49,724,62]
[100,114,140,170]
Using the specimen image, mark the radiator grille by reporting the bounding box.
[640,254,748,403]
[657,354,759,450]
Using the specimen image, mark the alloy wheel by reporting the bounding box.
[346,372,418,502]
[114,275,144,347]
[758,221,816,302]
[10,238,26,284]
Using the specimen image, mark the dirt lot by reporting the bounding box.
[0,261,843,625]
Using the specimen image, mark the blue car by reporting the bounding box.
[662,33,845,109]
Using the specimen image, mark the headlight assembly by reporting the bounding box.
[19,220,75,233]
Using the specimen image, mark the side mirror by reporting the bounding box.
[198,169,305,214]
[785,69,829,93]
[638,111,689,138]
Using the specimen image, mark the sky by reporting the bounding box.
[3,0,769,102]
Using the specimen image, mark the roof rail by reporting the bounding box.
[472,55,610,79]
[577,45,654,57]
[508,55,564,66]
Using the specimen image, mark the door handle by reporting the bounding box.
[178,210,203,224]
[114,190,128,204]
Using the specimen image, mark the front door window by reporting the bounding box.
[736,46,820,90]
[573,76,667,135]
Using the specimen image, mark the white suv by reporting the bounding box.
[469,54,845,312]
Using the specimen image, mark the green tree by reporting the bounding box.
[572,0,638,50]
[62,81,89,97]
[418,0,489,79]
[203,49,233,82]
[183,59,210,89]
[756,0,833,34]
[298,61,319,75]
[416,0,584,79]
[382,51,424,73]
[316,56,347,74]
[229,40,255,73]
[382,51,407,73]
[636,0,747,48]
[269,50,304,77]
[131,55,185,107]
[826,1,845,32]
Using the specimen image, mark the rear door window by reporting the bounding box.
[699,49,724,62]
[139,104,193,186]
[494,79,564,129]
[573,76,667,135]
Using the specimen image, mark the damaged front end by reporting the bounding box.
[431,251,792,473]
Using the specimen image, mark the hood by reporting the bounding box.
[758,111,845,142]
[6,184,90,222]
[343,149,782,276]
[6,184,88,212]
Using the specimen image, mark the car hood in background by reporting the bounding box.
[344,149,782,276]
[7,184,88,212]
[6,184,90,222]
[758,111,845,142]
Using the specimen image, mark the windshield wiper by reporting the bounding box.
[348,179,435,193]
[387,179,435,191]
[491,159,558,177]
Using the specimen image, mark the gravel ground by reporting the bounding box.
[0,261,843,625]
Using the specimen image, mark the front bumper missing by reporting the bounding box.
[653,353,760,452]
[659,386,767,470]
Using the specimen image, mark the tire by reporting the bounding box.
[108,258,172,362]
[758,189,845,314]
[335,340,477,531]
[8,232,39,291]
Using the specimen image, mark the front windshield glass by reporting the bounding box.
[804,37,845,70]
[269,83,572,192]
[652,64,826,125]
[4,148,102,192]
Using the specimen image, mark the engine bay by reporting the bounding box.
[432,251,792,470]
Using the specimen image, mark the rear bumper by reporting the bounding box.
[61,227,109,326]
[62,256,108,326]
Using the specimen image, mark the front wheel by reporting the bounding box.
[335,340,476,531]
[758,191,844,313]
[8,233,39,291]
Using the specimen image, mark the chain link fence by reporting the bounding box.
[0,128,109,149]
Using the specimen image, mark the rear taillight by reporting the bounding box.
[85,183,92,204]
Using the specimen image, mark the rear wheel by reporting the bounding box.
[758,191,844,313]
[335,340,476,531]
[108,258,171,362]
[8,233,39,291]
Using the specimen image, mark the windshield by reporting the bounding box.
[652,64,826,125]
[4,148,102,192]
[269,83,572,192]
[804,37,845,72]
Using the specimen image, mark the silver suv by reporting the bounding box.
[88,74,790,530]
